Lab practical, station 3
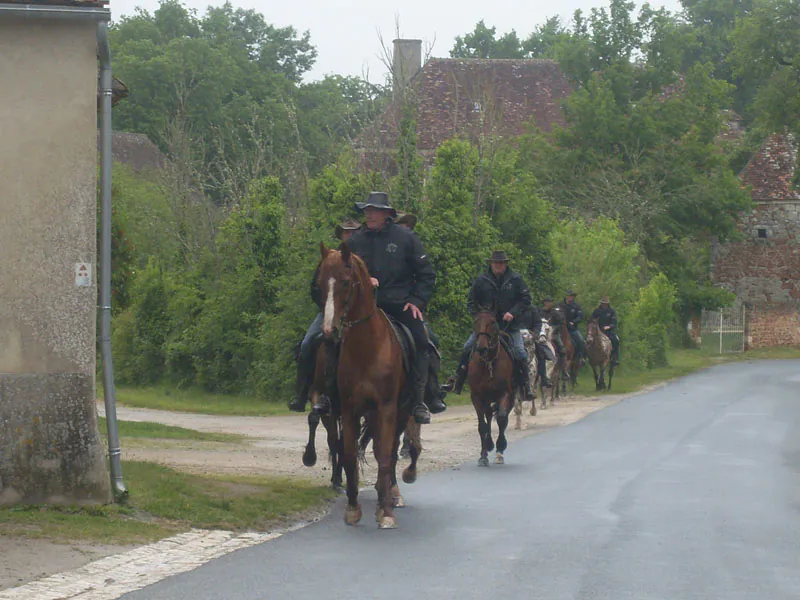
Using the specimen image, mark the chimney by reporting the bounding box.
[392,39,422,99]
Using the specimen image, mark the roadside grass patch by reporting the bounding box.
[98,417,245,444]
[0,461,336,545]
[106,385,291,417]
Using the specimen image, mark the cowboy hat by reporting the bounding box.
[599,296,610,304]
[354,191,397,218]
[335,217,362,239]
[395,211,417,230]
[486,250,510,263]
[566,289,577,297]
[542,296,554,303]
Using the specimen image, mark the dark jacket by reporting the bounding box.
[591,305,618,331]
[467,267,532,332]
[310,264,323,309]
[346,221,435,311]
[561,300,584,332]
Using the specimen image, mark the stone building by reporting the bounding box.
[355,39,573,170]
[0,0,113,505]
[712,133,800,347]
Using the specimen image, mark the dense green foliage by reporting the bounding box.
[107,0,794,401]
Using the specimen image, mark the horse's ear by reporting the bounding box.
[320,242,329,259]
[341,242,351,265]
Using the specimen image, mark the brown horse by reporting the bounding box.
[302,341,343,488]
[586,319,614,391]
[318,242,417,529]
[468,311,515,466]
[553,307,578,395]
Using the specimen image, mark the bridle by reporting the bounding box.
[337,266,376,332]
[474,311,500,379]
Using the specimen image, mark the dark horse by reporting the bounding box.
[318,242,418,529]
[586,319,614,391]
[302,340,343,488]
[468,310,515,467]
[553,306,578,395]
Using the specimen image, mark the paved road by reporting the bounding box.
[122,360,800,600]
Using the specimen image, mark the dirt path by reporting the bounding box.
[98,393,632,485]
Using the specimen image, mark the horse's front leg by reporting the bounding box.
[474,397,490,467]
[402,419,421,484]
[302,410,320,467]
[599,365,606,390]
[513,393,523,430]
[495,392,511,464]
[376,402,399,529]
[323,415,343,488]
[592,365,600,391]
[341,412,362,525]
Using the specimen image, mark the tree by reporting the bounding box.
[451,20,526,58]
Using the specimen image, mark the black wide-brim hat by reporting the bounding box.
[566,289,577,297]
[335,217,362,239]
[355,191,397,218]
[486,250,510,262]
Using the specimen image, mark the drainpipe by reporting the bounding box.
[97,21,128,503]
[0,4,127,501]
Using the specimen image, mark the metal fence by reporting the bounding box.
[700,303,747,353]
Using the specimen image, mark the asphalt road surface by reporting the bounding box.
[122,360,800,600]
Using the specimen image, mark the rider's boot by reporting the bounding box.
[442,363,468,394]
[411,350,431,425]
[289,359,313,412]
[611,346,621,367]
[426,379,448,414]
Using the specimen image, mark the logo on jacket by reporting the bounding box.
[386,243,398,253]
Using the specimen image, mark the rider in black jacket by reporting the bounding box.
[443,251,535,400]
[561,290,587,364]
[346,192,444,424]
[591,296,620,366]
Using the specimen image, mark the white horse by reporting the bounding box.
[514,320,552,429]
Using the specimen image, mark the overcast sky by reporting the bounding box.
[110,0,683,83]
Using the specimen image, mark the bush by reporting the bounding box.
[627,273,678,368]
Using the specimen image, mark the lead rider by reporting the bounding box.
[345,192,446,424]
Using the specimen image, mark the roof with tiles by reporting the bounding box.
[740,133,800,201]
[0,0,109,6]
[358,58,572,156]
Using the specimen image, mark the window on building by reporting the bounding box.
[757,228,768,239]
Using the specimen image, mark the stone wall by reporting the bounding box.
[712,201,800,347]
[0,19,110,505]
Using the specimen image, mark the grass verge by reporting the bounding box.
[99,417,245,444]
[108,385,290,417]
[0,461,336,545]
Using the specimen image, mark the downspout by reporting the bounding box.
[97,21,128,502]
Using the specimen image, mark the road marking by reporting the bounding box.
[0,523,315,600]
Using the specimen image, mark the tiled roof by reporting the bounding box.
[0,0,109,6]
[740,133,800,201]
[358,58,572,157]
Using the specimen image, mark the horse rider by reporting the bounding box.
[526,303,554,389]
[443,250,535,400]
[540,296,568,377]
[289,217,363,414]
[592,296,620,366]
[562,289,587,365]
[346,192,445,424]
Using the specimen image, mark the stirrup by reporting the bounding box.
[413,403,431,424]
[311,395,331,416]
[440,376,456,393]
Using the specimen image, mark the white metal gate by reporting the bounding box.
[700,303,746,353]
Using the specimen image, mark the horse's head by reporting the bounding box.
[586,319,600,344]
[318,242,371,338]
[473,309,499,358]
[537,319,551,345]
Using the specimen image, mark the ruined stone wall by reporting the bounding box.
[712,201,800,347]
[0,19,110,505]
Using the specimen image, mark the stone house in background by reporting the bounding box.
[355,39,573,172]
[712,133,800,347]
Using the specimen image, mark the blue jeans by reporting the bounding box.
[300,313,324,364]
[460,330,526,366]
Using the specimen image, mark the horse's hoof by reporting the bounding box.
[393,494,405,508]
[402,467,417,484]
[495,453,505,465]
[344,505,362,526]
[302,450,317,467]
[376,506,384,522]
[478,456,489,467]
[379,516,398,529]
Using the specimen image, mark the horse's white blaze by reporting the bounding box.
[323,276,336,334]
